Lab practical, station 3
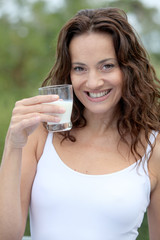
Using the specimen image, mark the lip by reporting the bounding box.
[84,89,112,102]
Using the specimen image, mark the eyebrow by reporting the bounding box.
[72,62,87,66]
[72,58,116,66]
[98,58,116,65]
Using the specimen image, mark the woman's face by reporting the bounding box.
[69,32,123,118]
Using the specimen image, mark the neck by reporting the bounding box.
[83,108,120,136]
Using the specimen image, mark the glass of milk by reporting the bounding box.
[39,84,73,132]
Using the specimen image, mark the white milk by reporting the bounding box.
[47,100,73,124]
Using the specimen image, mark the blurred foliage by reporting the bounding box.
[0,0,160,238]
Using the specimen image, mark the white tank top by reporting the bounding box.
[30,131,158,240]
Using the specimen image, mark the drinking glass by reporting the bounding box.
[39,84,73,132]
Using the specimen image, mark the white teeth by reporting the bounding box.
[88,90,110,98]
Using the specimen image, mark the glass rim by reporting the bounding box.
[38,84,72,91]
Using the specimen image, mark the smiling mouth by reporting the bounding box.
[87,89,111,98]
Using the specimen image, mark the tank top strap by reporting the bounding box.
[47,132,54,143]
[41,132,53,155]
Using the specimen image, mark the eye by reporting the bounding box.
[101,63,115,71]
[73,66,85,72]
[72,65,87,74]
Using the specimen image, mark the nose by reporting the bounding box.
[85,69,104,90]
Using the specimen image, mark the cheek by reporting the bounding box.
[70,77,81,98]
[71,78,84,101]
[70,73,77,86]
[70,75,83,90]
[71,80,78,94]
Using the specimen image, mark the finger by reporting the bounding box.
[11,112,61,126]
[8,113,61,148]
[12,102,65,116]
[15,95,59,107]
[10,117,40,134]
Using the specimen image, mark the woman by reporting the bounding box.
[0,7,160,240]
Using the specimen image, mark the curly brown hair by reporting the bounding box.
[42,7,160,162]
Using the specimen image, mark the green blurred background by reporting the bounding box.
[0,0,160,238]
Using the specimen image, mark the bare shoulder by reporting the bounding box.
[150,133,160,171]
[149,132,160,189]
[34,123,48,161]
[21,123,48,180]
[23,123,48,162]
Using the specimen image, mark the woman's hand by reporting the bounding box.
[6,95,65,149]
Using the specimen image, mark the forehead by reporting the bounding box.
[69,32,116,62]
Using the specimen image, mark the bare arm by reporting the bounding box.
[148,136,160,240]
[148,180,160,240]
[0,95,62,240]
[0,145,23,240]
